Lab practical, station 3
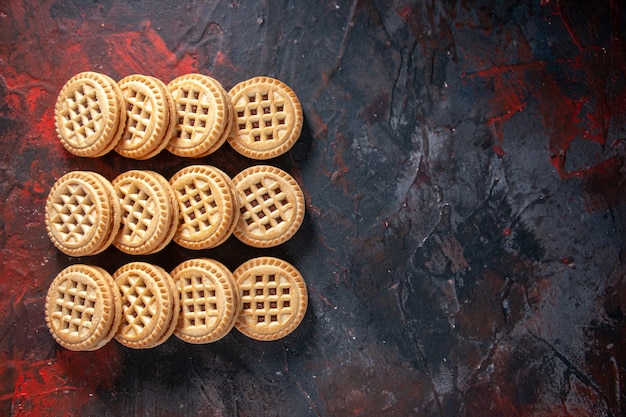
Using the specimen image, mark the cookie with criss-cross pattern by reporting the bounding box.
[45,264,122,351]
[113,262,179,349]
[115,74,175,159]
[112,170,178,255]
[166,74,230,157]
[227,76,302,160]
[232,165,304,248]
[169,165,239,249]
[54,71,126,157]
[171,258,238,344]
[45,171,121,256]
[233,257,307,341]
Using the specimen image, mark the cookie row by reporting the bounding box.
[45,257,308,350]
[45,166,305,255]
[54,72,303,160]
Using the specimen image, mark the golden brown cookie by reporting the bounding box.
[112,170,178,255]
[232,165,305,248]
[207,166,241,247]
[115,74,173,159]
[171,258,239,344]
[227,76,302,160]
[195,83,233,157]
[148,75,180,159]
[90,265,124,349]
[45,264,122,351]
[233,257,307,341]
[45,171,121,256]
[89,172,123,253]
[146,170,180,253]
[169,165,237,249]
[55,71,126,157]
[166,74,229,157]
[113,262,180,349]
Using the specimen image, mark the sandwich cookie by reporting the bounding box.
[115,74,176,159]
[112,170,178,255]
[55,71,126,157]
[233,257,307,341]
[232,165,304,248]
[113,262,179,349]
[45,264,122,351]
[171,258,238,344]
[45,171,121,256]
[166,74,229,157]
[227,76,302,160]
[169,165,239,249]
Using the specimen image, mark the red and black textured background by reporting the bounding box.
[1,0,625,416]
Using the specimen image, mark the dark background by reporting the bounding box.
[1,0,625,416]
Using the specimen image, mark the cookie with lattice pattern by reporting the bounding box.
[45,171,121,256]
[227,76,302,160]
[169,165,237,249]
[89,172,123,252]
[55,71,126,157]
[171,258,238,344]
[232,165,304,248]
[113,262,179,349]
[115,74,173,159]
[166,74,229,157]
[207,166,241,247]
[196,83,233,157]
[45,264,122,351]
[233,257,307,341]
[112,170,178,255]
[145,170,180,253]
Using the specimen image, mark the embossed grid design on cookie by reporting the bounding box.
[176,88,210,143]
[118,273,156,337]
[181,275,219,329]
[176,179,220,235]
[239,273,293,326]
[125,89,151,141]
[51,278,97,337]
[61,84,103,141]
[49,183,97,244]
[240,179,290,234]
[234,91,287,143]
[119,183,154,244]
[55,72,126,157]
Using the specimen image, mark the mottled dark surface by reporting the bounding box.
[1,0,625,416]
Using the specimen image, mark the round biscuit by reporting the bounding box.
[113,262,178,349]
[169,165,236,249]
[54,71,126,157]
[45,264,121,351]
[112,170,176,255]
[171,258,239,344]
[233,257,307,341]
[45,171,116,256]
[115,74,172,159]
[227,76,302,160]
[166,74,228,157]
[232,165,305,248]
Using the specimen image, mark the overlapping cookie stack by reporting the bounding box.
[44,71,309,350]
[55,72,302,160]
[45,257,308,350]
[44,165,305,253]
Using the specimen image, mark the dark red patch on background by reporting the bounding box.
[13,348,122,415]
